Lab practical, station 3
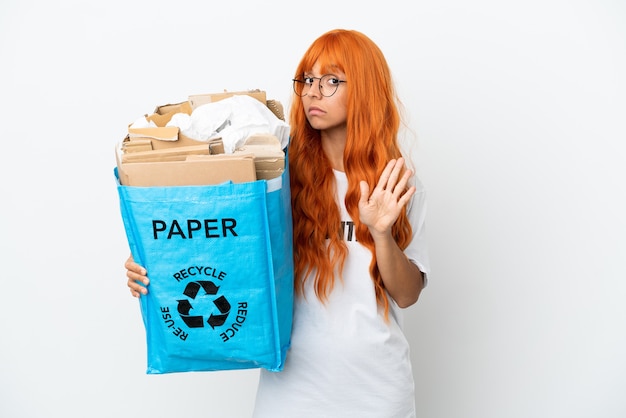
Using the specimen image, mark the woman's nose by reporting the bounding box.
[307,78,322,98]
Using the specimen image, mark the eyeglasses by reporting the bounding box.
[292,74,347,97]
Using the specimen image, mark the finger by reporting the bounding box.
[127,268,149,286]
[376,159,397,191]
[130,287,147,297]
[127,276,148,296]
[392,168,413,198]
[125,257,147,276]
[397,185,416,208]
[386,158,405,191]
[358,180,371,206]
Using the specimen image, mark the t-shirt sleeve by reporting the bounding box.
[404,175,430,287]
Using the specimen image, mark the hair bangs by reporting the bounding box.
[295,32,347,77]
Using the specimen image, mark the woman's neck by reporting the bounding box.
[321,129,346,172]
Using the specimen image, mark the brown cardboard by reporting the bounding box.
[121,145,210,163]
[117,148,257,187]
[128,126,179,141]
[243,133,282,147]
[149,101,193,126]
[144,134,210,150]
[265,100,285,121]
[126,134,222,152]
[127,100,196,150]
[236,134,285,178]
[122,139,153,153]
[256,169,285,180]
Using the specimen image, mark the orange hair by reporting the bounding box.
[289,29,413,317]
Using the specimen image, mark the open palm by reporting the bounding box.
[358,158,416,236]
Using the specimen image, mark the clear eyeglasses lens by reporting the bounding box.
[293,75,345,97]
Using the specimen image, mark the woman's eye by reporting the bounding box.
[304,77,315,84]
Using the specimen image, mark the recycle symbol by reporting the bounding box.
[176,280,231,329]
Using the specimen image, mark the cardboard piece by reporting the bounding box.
[121,145,210,163]
[128,126,179,142]
[116,144,256,187]
[117,135,284,185]
[122,139,153,153]
[236,134,285,180]
[148,101,193,126]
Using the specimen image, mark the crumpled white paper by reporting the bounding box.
[130,116,157,129]
[168,95,290,153]
[166,112,192,133]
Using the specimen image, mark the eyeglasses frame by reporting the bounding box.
[292,75,347,97]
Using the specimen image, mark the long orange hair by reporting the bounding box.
[289,29,413,317]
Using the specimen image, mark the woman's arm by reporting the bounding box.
[358,158,423,308]
[369,231,423,308]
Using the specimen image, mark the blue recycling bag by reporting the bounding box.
[115,165,293,374]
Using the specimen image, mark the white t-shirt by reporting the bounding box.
[252,170,430,418]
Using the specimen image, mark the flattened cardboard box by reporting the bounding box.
[116,145,257,187]
[116,136,283,186]
[235,134,285,179]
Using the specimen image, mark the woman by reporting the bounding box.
[126,29,429,418]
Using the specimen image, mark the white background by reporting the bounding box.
[1,1,625,417]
